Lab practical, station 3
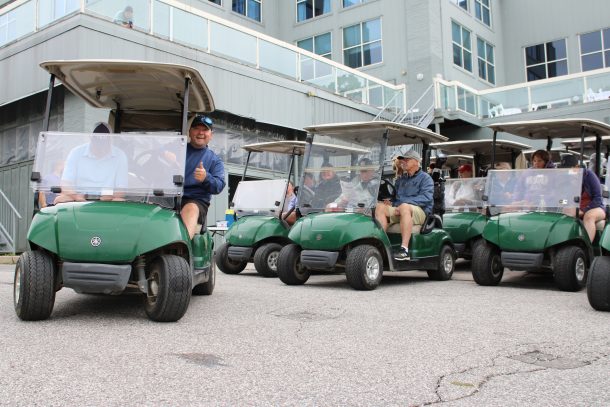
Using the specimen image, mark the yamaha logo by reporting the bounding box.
[518,234,525,241]
[316,234,323,241]
[90,236,102,247]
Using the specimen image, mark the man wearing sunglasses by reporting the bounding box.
[181,115,226,239]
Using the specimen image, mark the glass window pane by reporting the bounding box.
[314,33,331,55]
[582,53,603,71]
[526,44,545,65]
[478,59,486,79]
[247,0,261,21]
[369,86,383,107]
[453,44,462,66]
[548,60,568,78]
[547,39,566,61]
[580,31,601,54]
[301,57,314,81]
[260,40,297,79]
[459,0,468,10]
[462,29,471,50]
[482,0,489,5]
[527,64,546,81]
[488,64,495,84]
[483,8,490,25]
[486,43,494,63]
[173,9,208,49]
[297,2,307,21]
[344,47,362,68]
[604,28,610,50]
[363,18,381,43]
[606,50,610,67]
[210,21,257,66]
[477,38,485,57]
[315,0,330,16]
[343,0,358,7]
[297,38,313,52]
[474,2,481,20]
[232,0,245,14]
[452,22,461,43]
[315,59,333,77]
[463,50,472,71]
[153,1,170,39]
[363,41,382,65]
[343,24,360,48]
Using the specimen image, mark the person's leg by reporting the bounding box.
[181,203,200,239]
[583,207,605,242]
[398,203,414,248]
[375,202,390,231]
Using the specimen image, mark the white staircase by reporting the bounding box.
[0,189,21,254]
[374,84,435,129]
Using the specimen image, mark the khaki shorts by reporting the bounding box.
[385,204,426,226]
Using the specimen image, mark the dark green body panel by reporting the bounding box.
[288,212,390,251]
[598,226,610,252]
[225,216,289,246]
[483,212,587,251]
[387,229,452,258]
[192,232,214,269]
[28,201,191,263]
[443,212,486,244]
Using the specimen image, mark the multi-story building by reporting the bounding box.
[1,0,610,251]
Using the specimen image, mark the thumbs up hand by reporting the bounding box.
[194,161,207,182]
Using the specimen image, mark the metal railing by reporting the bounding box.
[0,0,406,114]
[0,188,22,253]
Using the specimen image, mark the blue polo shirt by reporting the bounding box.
[183,144,226,204]
[62,143,128,193]
[394,169,434,214]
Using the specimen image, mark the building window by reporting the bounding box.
[209,0,222,4]
[0,11,17,45]
[449,0,468,11]
[580,28,610,71]
[297,0,330,22]
[525,39,568,81]
[474,0,490,26]
[452,21,472,72]
[343,18,382,68]
[343,0,368,8]
[298,33,332,80]
[232,0,261,21]
[477,37,495,84]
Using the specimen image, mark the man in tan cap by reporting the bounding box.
[375,149,434,261]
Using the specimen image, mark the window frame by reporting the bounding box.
[476,36,495,85]
[474,0,491,27]
[232,0,262,22]
[297,32,333,81]
[449,0,469,12]
[208,0,222,5]
[451,21,473,73]
[296,0,331,23]
[579,27,610,72]
[342,0,369,9]
[342,17,383,69]
[524,38,568,82]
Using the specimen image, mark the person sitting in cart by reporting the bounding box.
[181,115,226,239]
[282,181,297,225]
[330,157,378,210]
[54,122,128,204]
[374,150,434,261]
[310,162,341,209]
[531,149,555,169]
[446,164,480,207]
[559,154,605,243]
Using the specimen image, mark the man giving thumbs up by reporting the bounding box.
[182,115,226,238]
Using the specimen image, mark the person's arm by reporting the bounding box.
[584,170,604,212]
[403,175,434,208]
[201,154,226,195]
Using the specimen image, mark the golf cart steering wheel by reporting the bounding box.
[378,178,396,202]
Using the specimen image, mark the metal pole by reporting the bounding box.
[181,77,191,135]
[42,74,55,132]
[491,130,497,168]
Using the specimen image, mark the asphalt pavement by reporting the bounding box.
[1,261,609,406]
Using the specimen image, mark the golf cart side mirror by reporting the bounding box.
[173,175,184,186]
[51,186,61,193]
[153,189,164,196]
[482,195,488,201]
[274,201,280,206]
[31,171,41,182]
[358,203,365,208]
[574,196,580,203]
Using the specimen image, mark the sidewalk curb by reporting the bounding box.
[0,256,18,265]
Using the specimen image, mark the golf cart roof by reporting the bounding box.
[303,121,448,145]
[523,147,582,158]
[560,135,610,149]
[430,139,531,155]
[40,60,214,113]
[243,141,307,155]
[488,118,610,140]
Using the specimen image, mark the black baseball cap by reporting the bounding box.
[191,115,213,130]
[559,154,579,168]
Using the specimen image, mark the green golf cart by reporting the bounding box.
[430,139,531,259]
[215,140,306,277]
[276,121,456,290]
[472,118,610,292]
[14,60,216,322]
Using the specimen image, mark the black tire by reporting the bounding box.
[554,245,587,292]
[14,251,56,321]
[192,263,215,296]
[277,244,310,285]
[145,255,192,322]
[427,245,455,281]
[215,242,247,275]
[587,256,610,311]
[345,245,383,290]
[471,241,504,286]
[253,243,282,277]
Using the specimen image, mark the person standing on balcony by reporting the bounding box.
[114,6,134,29]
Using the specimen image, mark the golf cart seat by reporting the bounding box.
[386,213,443,235]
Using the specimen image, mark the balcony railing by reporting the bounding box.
[0,0,405,114]
[435,68,610,120]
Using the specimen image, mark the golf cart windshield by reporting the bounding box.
[32,132,186,203]
[232,179,289,216]
[445,177,486,211]
[484,168,583,212]
[298,139,383,215]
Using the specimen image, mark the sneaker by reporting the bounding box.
[394,247,410,261]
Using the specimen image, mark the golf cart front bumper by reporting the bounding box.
[301,250,340,269]
[227,246,253,262]
[501,252,544,270]
[62,262,132,294]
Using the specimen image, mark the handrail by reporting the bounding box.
[0,188,21,253]
[0,189,22,219]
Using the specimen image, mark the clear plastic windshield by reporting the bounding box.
[32,132,186,204]
[445,177,486,211]
[298,137,386,216]
[484,168,583,211]
[232,179,288,217]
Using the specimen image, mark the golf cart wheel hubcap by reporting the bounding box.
[14,265,21,305]
[575,257,585,281]
[268,251,279,271]
[491,256,502,277]
[443,253,453,273]
[366,256,381,280]
[148,270,160,302]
